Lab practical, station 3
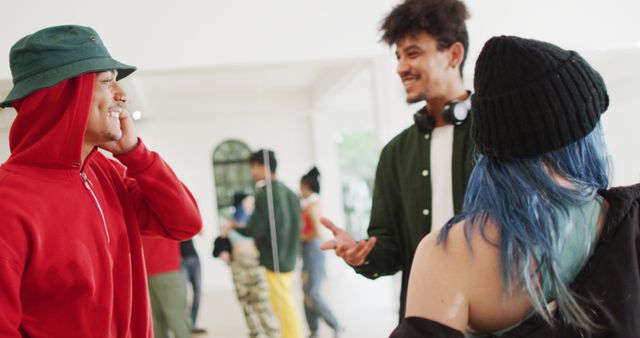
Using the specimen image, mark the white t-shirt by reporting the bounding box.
[429,125,455,234]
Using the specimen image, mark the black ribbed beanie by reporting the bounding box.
[471,36,609,158]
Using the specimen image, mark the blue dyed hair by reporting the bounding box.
[439,123,610,329]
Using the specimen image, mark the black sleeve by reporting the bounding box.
[354,144,403,278]
[389,317,465,338]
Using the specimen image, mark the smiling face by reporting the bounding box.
[395,32,453,104]
[84,70,127,147]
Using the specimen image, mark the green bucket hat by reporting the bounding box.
[0,25,137,108]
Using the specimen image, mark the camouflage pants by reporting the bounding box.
[231,251,280,338]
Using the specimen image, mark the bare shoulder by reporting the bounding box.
[404,221,477,331]
[460,219,535,334]
[406,220,533,334]
[411,219,499,283]
[307,201,321,213]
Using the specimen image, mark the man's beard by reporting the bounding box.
[104,129,122,142]
[406,93,425,104]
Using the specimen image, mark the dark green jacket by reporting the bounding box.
[354,120,475,319]
[237,180,302,273]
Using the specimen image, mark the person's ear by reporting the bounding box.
[448,42,465,70]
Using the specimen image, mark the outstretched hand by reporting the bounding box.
[320,217,376,267]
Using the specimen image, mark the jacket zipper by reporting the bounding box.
[80,171,111,244]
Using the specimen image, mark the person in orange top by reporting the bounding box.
[300,167,341,338]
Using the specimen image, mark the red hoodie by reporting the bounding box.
[141,236,181,277]
[0,73,202,337]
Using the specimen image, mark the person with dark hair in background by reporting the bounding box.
[321,0,475,320]
[180,239,207,334]
[299,167,342,338]
[0,25,202,336]
[391,36,640,338]
[233,149,304,338]
[219,192,280,338]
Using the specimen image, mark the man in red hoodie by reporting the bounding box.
[0,25,202,337]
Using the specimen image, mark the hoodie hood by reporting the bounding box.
[6,72,94,172]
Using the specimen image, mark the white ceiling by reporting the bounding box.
[2,0,639,78]
[1,0,638,118]
[0,0,396,79]
[134,59,363,96]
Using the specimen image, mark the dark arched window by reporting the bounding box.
[212,140,254,214]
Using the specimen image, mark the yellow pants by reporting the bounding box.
[265,270,303,338]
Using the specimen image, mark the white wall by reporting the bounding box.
[133,87,316,291]
[600,78,640,186]
[0,109,15,158]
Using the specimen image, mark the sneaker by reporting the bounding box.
[308,332,319,338]
[192,327,207,334]
[333,326,345,338]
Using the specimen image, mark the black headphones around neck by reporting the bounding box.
[413,94,471,134]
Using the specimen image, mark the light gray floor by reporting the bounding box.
[191,255,399,338]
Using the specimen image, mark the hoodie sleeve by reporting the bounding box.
[0,217,26,337]
[0,260,22,337]
[113,139,202,240]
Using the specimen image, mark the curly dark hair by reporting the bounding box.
[380,0,470,75]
